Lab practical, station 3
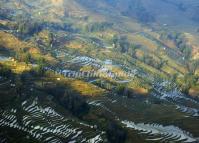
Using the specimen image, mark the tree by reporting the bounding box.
[15,14,43,38]
[15,48,31,65]
[119,36,130,53]
[115,84,130,96]
[35,57,46,76]
[0,64,12,78]
[183,46,192,61]
[188,59,199,75]
[24,53,31,65]
[171,73,179,83]
[142,54,153,65]
[58,90,90,118]
[112,35,120,49]
[167,73,179,90]
[157,58,168,70]
[106,122,127,143]
[48,32,54,47]
[128,44,138,57]
[183,73,198,94]
[115,85,126,95]
[86,22,113,32]
[112,35,130,53]
[15,76,23,97]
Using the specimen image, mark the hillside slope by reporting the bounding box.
[0,0,199,143]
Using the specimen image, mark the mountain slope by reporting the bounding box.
[0,0,199,143]
[76,0,199,32]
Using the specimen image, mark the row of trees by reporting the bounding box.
[45,85,90,118]
[112,35,168,70]
[160,31,192,61]
[160,32,199,94]
[112,35,138,57]
[46,22,76,32]
[15,48,31,64]
[86,22,113,32]
[14,14,76,39]
[36,31,55,49]
[121,1,155,23]
[15,15,43,38]
[141,54,168,70]
[177,35,199,93]
[0,63,12,78]
[106,122,127,143]
[182,58,199,94]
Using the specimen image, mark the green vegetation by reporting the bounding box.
[86,22,113,32]
[15,15,43,38]
[106,122,127,143]
[0,63,12,78]
[0,0,199,142]
[141,54,168,70]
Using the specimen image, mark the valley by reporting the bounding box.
[0,0,199,143]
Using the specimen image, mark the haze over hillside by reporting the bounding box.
[76,0,199,31]
[1,0,199,30]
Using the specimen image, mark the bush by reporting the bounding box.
[0,64,12,78]
[115,85,133,97]
[141,54,167,70]
[15,50,31,64]
[47,86,90,118]
[115,85,126,95]
[182,73,198,94]
[86,22,113,32]
[113,35,130,53]
[106,122,127,143]
[128,44,138,58]
[14,14,43,38]
[62,92,90,117]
